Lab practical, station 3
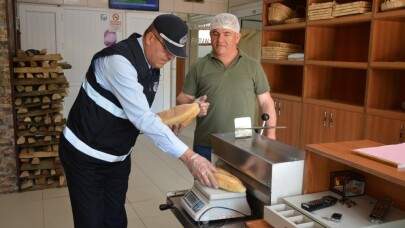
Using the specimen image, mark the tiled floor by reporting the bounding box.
[0,122,197,228]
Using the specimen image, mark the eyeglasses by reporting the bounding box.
[152,32,170,53]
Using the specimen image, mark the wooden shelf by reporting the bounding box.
[306,60,368,69]
[261,0,405,147]
[261,59,304,66]
[263,22,306,31]
[307,13,372,26]
[371,61,405,69]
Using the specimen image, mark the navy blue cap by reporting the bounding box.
[153,14,188,58]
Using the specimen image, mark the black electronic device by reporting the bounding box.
[331,212,342,222]
[301,195,338,212]
[370,198,393,224]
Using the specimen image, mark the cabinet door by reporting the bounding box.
[365,115,404,144]
[300,104,330,148]
[300,104,363,148]
[328,108,363,142]
[274,98,302,148]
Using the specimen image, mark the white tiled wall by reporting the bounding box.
[17,0,229,15]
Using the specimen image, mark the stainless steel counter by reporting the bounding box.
[211,133,305,216]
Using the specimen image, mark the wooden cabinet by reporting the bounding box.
[304,140,405,211]
[262,0,405,148]
[300,103,363,147]
[273,96,302,148]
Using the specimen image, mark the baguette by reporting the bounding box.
[157,103,199,128]
[213,168,246,193]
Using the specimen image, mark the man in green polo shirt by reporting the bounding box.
[177,13,277,161]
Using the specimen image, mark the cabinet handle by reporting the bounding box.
[278,102,281,117]
[329,112,333,128]
[400,125,403,143]
[323,112,327,127]
[274,101,278,114]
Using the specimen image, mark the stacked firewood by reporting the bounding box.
[13,49,70,191]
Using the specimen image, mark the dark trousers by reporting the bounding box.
[59,136,131,228]
[193,145,212,161]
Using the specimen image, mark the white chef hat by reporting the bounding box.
[210,13,240,33]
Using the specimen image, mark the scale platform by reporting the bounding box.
[180,180,251,222]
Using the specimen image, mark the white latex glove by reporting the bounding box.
[184,153,218,189]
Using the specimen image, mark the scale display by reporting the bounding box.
[183,190,204,213]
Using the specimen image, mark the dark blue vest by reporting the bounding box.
[65,33,160,160]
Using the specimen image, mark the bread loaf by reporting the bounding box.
[157,103,199,128]
[214,168,246,193]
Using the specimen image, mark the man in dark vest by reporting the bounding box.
[59,14,218,228]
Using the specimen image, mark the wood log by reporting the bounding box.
[33,97,40,103]
[41,61,50,67]
[50,169,57,176]
[52,93,61,100]
[44,115,52,124]
[48,84,59,90]
[25,86,33,92]
[31,157,40,165]
[30,61,37,67]
[35,73,44,78]
[24,117,31,122]
[53,113,63,123]
[41,104,50,109]
[13,66,63,74]
[21,179,33,189]
[38,84,47,91]
[28,137,36,144]
[50,72,58,78]
[44,136,52,141]
[18,125,27,130]
[34,169,41,176]
[19,151,59,158]
[49,60,58,67]
[16,85,25,92]
[20,171,29,178]
[55,126,63,132]
[29,126,37,132]
[43,96,51,103]
[17,136,26,144]
[15,98,22,105]
[42,169,50,175]
[26,73,34,78]
[47,178,55,185]
[17,73,25,78]
[17,108,28,114]
[40,48,47,55]
[34,116,43,122]
[20,158,30,162]
[35,177,47,185]
[59,175,65,186]
[24,97,32,104]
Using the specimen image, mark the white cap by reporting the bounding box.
[210,13,240,33]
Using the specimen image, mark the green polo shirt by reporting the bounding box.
[182,50,270,147]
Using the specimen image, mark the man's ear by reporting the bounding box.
[145,32,154,46]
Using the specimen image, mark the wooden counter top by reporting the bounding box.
[304,140,405,211]
[305,140,405,188]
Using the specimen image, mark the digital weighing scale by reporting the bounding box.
[180,180,251,222]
